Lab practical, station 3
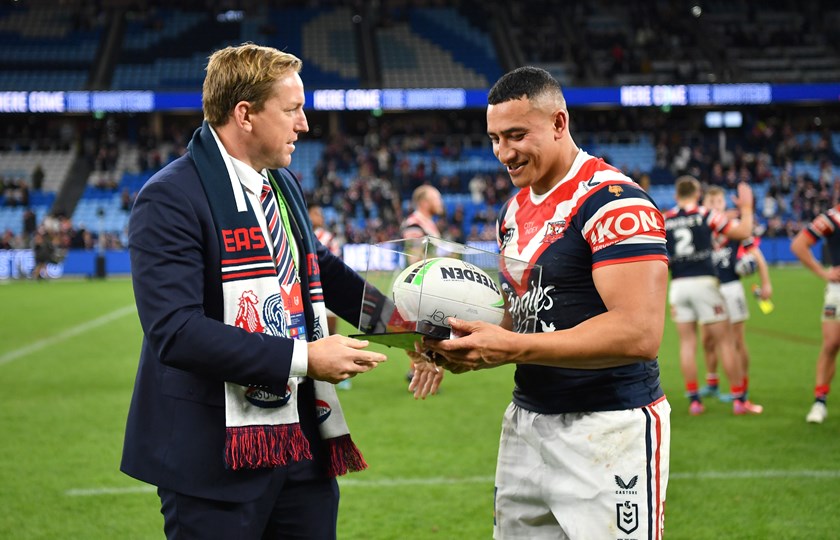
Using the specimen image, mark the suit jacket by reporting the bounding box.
[121,153,368,502]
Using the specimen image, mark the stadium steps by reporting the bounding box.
[376,25,487,88]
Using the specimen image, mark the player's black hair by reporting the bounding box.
[487,66,562,105]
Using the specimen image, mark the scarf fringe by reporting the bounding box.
[225,424,312,470]
[325,434,368,477]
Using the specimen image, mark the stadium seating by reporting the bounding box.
[0,5,102,91]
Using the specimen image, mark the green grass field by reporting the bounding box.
[1,266,838,539]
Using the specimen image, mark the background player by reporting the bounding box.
[425,66,671,540]
[664,177,762,415]
[700,186,773,401]
[790,206,840,423]
[400,184,445,384]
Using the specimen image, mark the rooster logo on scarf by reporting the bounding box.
[234,290,264,333]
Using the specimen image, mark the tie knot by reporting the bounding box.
[261,178,272,201]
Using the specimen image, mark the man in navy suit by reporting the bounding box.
[121,44,387,539]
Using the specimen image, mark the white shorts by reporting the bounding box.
[719,280,749,324]
[822,283,840,321]
[493,398,671,540]
[668,276,728,324]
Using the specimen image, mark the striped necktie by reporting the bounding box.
[260,176,296,286]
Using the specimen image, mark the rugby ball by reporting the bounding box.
[392,257,505,327]
[735,253,758,277]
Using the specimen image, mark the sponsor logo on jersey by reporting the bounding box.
[588,206,664,252]
[542,220,566,243]
[244,385,292,408]
[501,227,515,249]
[608,185,624,197]
[523,220,540,236]
[616,501,639,535]
[504,282,555,333]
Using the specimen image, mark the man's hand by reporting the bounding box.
[407,346,444,399]
[307,335,387,384]
[424,318,517,373]
[732,182,754,211]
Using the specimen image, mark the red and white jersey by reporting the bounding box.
[804,205,840,265]
[496,150,668,413]
[401,210,440,239]
[314,227,341,257]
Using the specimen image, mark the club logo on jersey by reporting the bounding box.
[608,185,624,197]
[235,290,264,333]
[542,220,566,243]
[315,399,332,424]
[262,293,288,337]
[244,385,292,408]
[615,475,638,493]
[616,501,639,534]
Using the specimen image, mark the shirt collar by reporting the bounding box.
[207,124,267,197]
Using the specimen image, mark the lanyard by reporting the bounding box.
[265,170,299,276]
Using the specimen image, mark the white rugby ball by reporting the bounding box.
[735,253,758,277]
[392,257,505,327]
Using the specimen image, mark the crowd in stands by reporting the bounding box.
[2,108,840,276]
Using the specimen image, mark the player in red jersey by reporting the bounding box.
[700,186,772,402]
[791,206,840,423]
[422,66,670,540]
[664,177,762,416]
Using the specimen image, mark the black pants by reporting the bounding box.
[159,381,340,539]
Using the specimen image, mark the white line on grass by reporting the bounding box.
[66,469,840,496]
[0,304,136,367]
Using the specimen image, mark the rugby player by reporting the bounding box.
[664,177,763,416]
[700,186,772,402]
[791,206,840,423]
[424,66,670,540]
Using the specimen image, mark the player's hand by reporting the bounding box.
[407,347,444,399]
[307,335,387,384]
[826,267,840,283]
[424,318,516,373]
[732,182,754,210]
[758,282,773,300]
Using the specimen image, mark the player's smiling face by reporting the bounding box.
[487,97,565,195]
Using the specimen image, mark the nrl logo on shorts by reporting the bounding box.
[608,185,624,197]
[542,220,566,243]
[616,501,639,534]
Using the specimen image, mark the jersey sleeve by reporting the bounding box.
[805,210,839,242]
[579,182,668,269]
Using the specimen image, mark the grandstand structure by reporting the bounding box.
[0,0,839,266]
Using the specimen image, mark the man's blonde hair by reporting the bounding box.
[412,185,439,207]
[202,43,302,126]
[704,185,725,202]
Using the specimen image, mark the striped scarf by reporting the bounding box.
[188,121,366,477]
